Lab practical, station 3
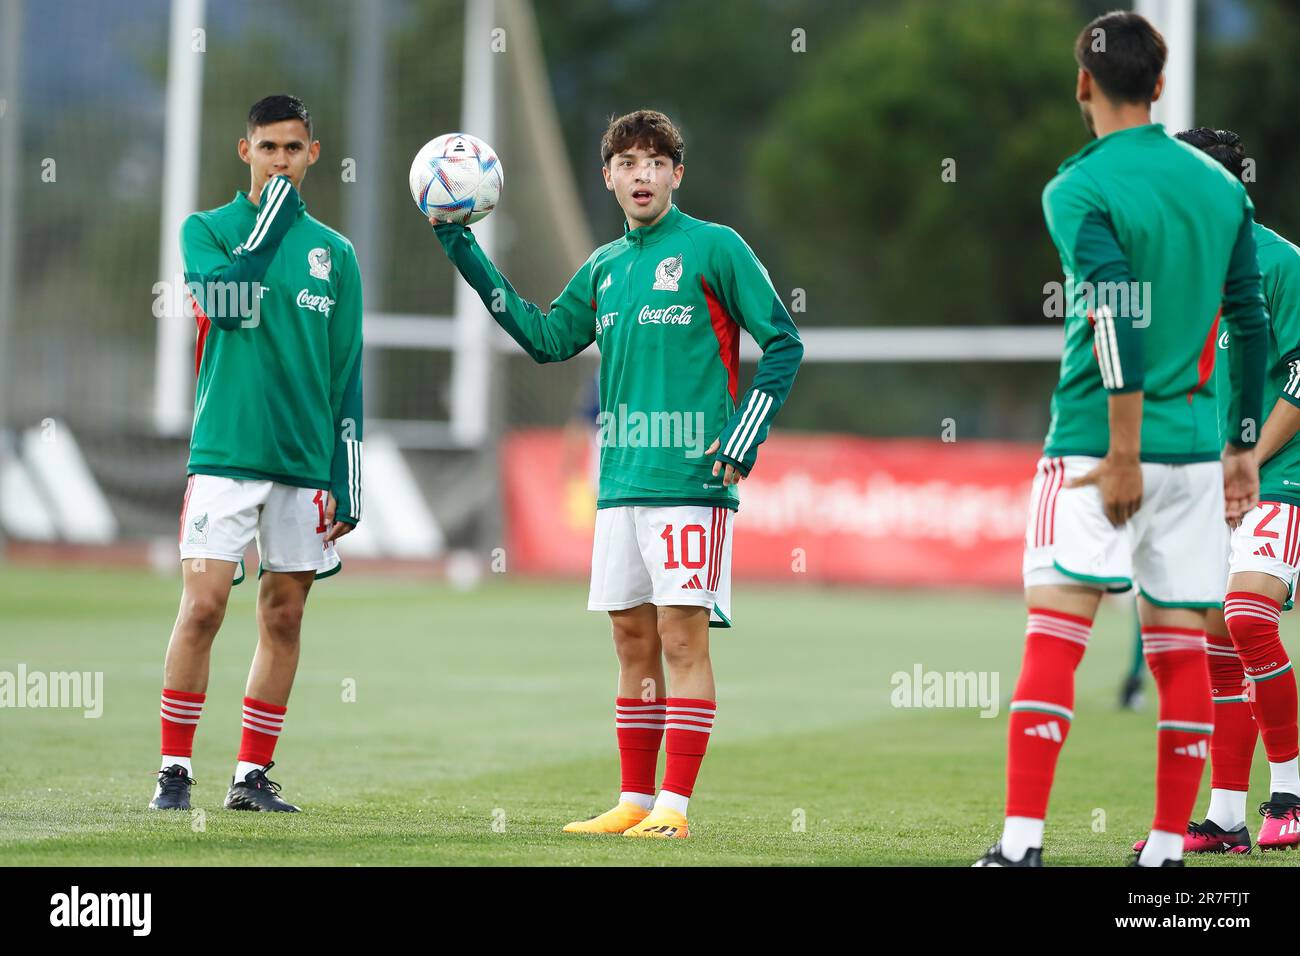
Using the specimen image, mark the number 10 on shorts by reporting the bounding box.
[661,524,707,570]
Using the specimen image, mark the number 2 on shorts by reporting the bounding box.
[1256,502,1282,539]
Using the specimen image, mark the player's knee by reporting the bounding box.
[180,591,227,636]
[260,600,305,642]
[613,640,655,667]
[179,606,224,642]
[1224,609,1272,653]
[659,632,706,668]
[611,614,656,645]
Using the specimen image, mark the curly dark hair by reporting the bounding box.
[600,109,684,167]
[1174,127,1247,182]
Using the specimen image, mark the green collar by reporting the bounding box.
[1059,122,1166,172]
[622,203,682,246]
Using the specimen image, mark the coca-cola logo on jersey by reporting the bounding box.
[637,304,694,326]
[296,289,335,316]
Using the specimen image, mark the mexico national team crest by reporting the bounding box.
[188,512,209,546]
[653,253,683,292]
[308,246,331,280]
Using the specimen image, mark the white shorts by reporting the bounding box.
[1022,455,1228,607]
[178,474,341,580]
[588,505,734,628]
[1228,500,1300,601]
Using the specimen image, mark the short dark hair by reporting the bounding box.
[1074,11,1167,104]
[600,110,684,167]
[1175,127,1247,181]
[246,94,313,139]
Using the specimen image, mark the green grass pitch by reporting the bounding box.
[1,564,1293,866]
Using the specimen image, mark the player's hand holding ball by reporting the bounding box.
[409,132,503,226]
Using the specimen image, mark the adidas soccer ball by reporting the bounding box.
[409,132,503,225]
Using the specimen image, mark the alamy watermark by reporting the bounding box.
[152,275,264,328]
[596,403,707,459]
[0,664,103,718]
[890,664,999,718]
[49,886,150,936]
[1043,278,1153,328]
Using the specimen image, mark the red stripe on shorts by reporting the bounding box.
[1288,504,1298,566]
[1280,503,1291,566]
[1046,459,1063,545]
[712,509,722,590]
[1034,459,1062,547]
[711,508,728,592]
[178,475,195,545]
[1033,461,1049,547]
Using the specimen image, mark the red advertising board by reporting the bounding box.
[501,430,1041,588]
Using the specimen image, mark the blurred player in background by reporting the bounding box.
[1131,127,1300,854]
[975,13,1268,867]
[1118,609,1147,710]
[430,110,803,839]
[149,95,364,813]
[561,371,602,513]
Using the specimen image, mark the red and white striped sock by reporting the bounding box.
[1205,631,1256,828]
[1141,626,1213,863]
[657,698,716,815]
[1224,592,1297,763]
[159,688,205,772]
[616,697,666,810]
[1004,609,1091,837]
[235,696,286,777]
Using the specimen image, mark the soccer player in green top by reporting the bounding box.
[148,95,364,813]
[1134,127,1300,854]
[974,12,1269,867]
[430,110,803,838]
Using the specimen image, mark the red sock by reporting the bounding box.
[1224,592,1298,762]
[238,696,286,766]
[1005,609,1091,819]
[660,698,715,799]
[1207,631,1258,792]
[616,697,666,795]
[1143,627,1214,834]
[160,688,205,757]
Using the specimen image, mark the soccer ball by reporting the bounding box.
[409,132,503,225]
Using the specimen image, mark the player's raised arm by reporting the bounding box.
[1221,202,1269,449]
[181,174,300,331]
[327,243,364,536]
[708,229,803,478]
[431,221,596,364]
